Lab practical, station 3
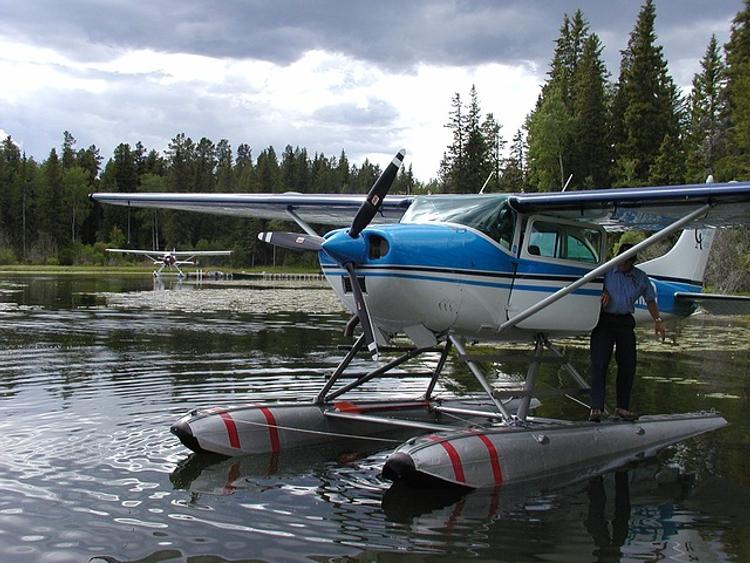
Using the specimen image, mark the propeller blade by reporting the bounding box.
[344,262,379,360]
[258,232,324,252]
[349,149,406,238]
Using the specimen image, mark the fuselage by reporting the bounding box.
[319,194,705,344]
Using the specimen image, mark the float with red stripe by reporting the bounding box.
[171,396,535,458]
[382,412,726,489]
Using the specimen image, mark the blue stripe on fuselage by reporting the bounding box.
[320,223,595,276]
[319,222,602,297]
[320,265,601,295]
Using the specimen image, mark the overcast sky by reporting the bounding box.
[0,1,743,182]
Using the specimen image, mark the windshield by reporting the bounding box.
[402,195,516,248]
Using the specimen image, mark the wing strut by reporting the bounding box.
[498,203,711,333]
[286,207,320,237]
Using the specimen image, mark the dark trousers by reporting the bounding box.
[589,312,636,410]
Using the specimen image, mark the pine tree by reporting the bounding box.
[439,86,502,193]
[393,163,416,195]
[722,0,750,178]
[463,85,491,192]
[166,134,196,192]
[499,128,527,192]
[235,144,255,192]
[571,33,610,188]
[216,139,234,193]
[61,131,77,170]
[335,150,350,193]
[526,82,573,190]
[685,35,728,182]
[526,10,605,191]
[439,92,465,192]
[649,134,684,184]
[62,166,91,241]
[40,148,65,253]
[481,113,505,192]
[611,0,684,186]
[256,146,281,193]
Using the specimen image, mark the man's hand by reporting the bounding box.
[601,290,610,307]
[654,319,666,341]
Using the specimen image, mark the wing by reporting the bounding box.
[106,248,160,257]
[509,181,750,230]
[675,292,750,315]
[90,193,413,226]
[170,251,232,257]
[91,182,750,230]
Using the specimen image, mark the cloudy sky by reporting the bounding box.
[0,1,743,182]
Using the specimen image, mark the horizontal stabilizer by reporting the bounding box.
[675,292,750,315]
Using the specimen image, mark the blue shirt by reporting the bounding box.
[602,266,656,315]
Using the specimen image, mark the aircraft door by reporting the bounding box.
[507,216,605,334]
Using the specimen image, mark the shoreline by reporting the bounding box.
[0,265,321,276]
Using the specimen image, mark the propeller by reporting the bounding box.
[257,149,406,360]
[349,149,406,239]
[257,231,324,252]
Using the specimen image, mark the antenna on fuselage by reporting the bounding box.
[562,174,573,192]
[479,170,495,194]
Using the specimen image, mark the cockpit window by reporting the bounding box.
[402,195,516,248]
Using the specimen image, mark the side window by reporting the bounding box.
[565,233,597,262]
[528,225,558,258]
[527,220,602,263]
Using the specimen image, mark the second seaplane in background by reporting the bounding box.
[92,149,750,490]
[106,248,232,278]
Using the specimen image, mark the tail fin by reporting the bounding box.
[639,228,715,286]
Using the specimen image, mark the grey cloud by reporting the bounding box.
[1,0,745,177]
[3,60,397,167]
[1,1,742,76]
[311,100,399,127]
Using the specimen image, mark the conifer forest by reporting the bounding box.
[1,0,750,289]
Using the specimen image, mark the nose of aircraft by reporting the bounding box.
[321,230,368,265]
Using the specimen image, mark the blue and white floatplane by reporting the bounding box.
[92,150,750,489]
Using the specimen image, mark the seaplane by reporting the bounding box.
[91,149,750,490]
[105,247,232,277]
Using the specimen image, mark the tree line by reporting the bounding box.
[441,0,750,193]
[0,134,417,267]
[1,0,749,281]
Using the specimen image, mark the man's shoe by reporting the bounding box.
[615,408,639,421]
[589,408,603,422]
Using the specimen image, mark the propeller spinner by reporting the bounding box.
[258,149,406,360]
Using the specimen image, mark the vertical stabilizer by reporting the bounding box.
[639,228,715,285]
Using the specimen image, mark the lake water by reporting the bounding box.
[0,273,748,562]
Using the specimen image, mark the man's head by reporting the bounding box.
[617,243,637,271]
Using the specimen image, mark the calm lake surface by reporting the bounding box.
[0,273,748,562]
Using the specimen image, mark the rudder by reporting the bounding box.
[639,228,715,286]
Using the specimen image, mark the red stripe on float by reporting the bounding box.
[217,411,241,449]
[475,433,503,485]
[259,406,281,454]
[430,435,465,483]
[333,401,361,414]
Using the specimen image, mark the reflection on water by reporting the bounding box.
[0,273,749,562]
